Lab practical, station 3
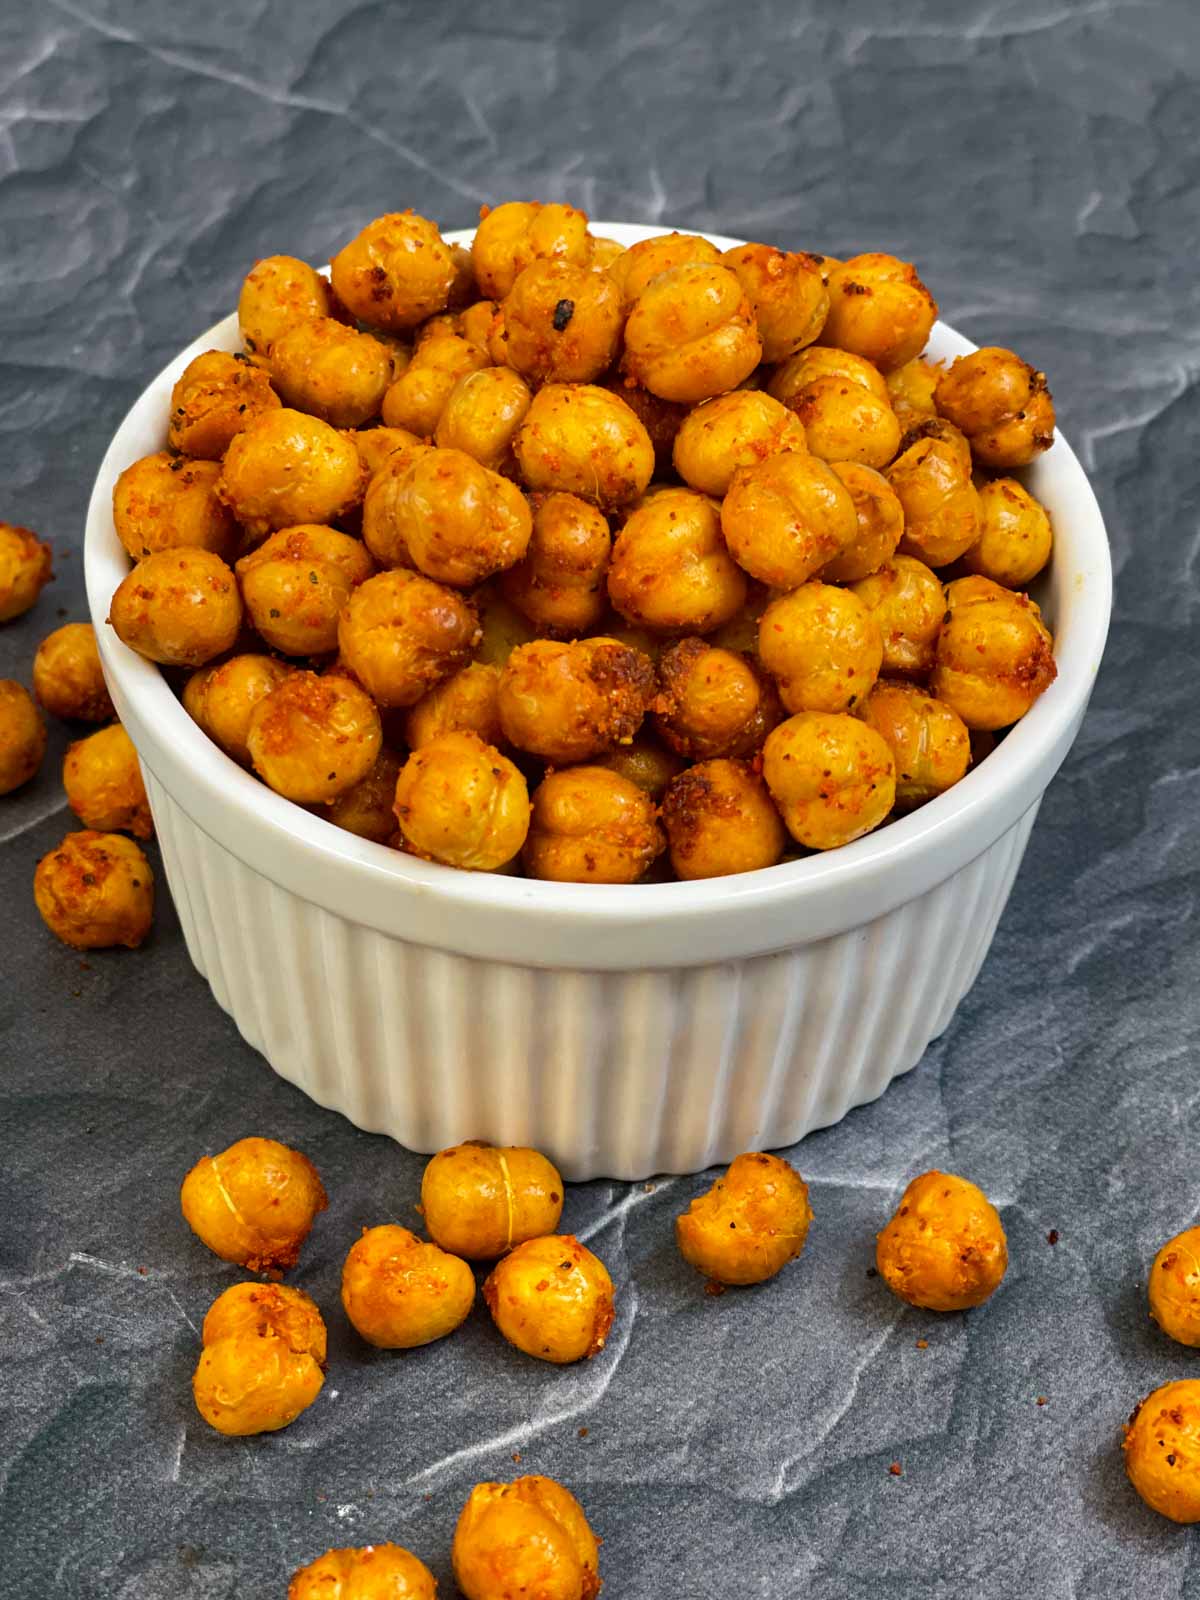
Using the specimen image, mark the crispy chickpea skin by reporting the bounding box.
[654,637,781,759]
[676,1152,812,1283]
[183,654,293,765]
[112,452,240,562]
[405,661,502,749]
[33,624,114,723]
[818,462,905,583]
[890,421,982,567]
[1124,1381,1200,1524]
[289,1545,437,1600]
[247,669,381,803]
[394,731,530,870]
[823,253,938,372]
[351,425,424,480]
[662,759,786,881]
[236,524,375,656]
[935,345,1056,467]
[338,569,480,708]
[484,1234,614,1364]
[515,384,655,510]
[850,555,946,679]
[0,523,53,622]
[63,723,151,838]
[388,447,532,588]
[180,1135,327,1273]
[497,637,655,764]
[1149,1226,1200,1348]
[609,229,721,308]
[381,333,490,438]
[167,350,281,459]
[768,344,890,408]
[0,679,47,794]
[360,441,434,568]
[421,1142,565,1261]
[500,492,611,638]
[672,390,808,499]
[609,487,747,636]
[500,261,623,385]
[622,263,762,403]
[34,830,153,949]
[472,201,592,301]
[193,1282,326,1438]
[886,357,943,427]
[524,766,665,884]
[341,1223,475,1348]
[218,409,366,539]
[962,477,1053,589]
[857,680,971,811]
[453,1476,601,1600]
[762,712,896,850]
[318,748,403,843]
[108,547,242,668]
[237,254,338,358]
[789,376,902,470]
[721,452,858,589]
[720,243,829,362]
[758,583,883,715]
[876,1169,1008,1312]
[460,299,499,350]
[932,575,1057,730]
[437,367,533,474]
[268,317,395,428]
[330,210,458,331]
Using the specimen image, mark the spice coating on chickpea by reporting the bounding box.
[962,477,1053,589]
[857,681,971,811]
[768,344,891,408]
[886,357,943,426]
[758,583,883,715]
[32,623,115,723]
[484,1234,615,1364]
[500,492,611,638]
[183,654,293,765]
[268,316,395,428]
[932,575,1056,730]
[721,452,858,590]
[437,366,533,474]
[672,390,807,500]
[108,547,242,668]
[112,452,240,563]
[677,1152,812,1284]
[319,747,403,843]
[662,759,786,881]
[609,229,722,308]
[193,1282,326,1438]
[789,375,902,470]
[1149,1227,1200,1349]
[63,723,151,838]
[0,679,47,794]
[935,345,1055,467]
[405,661,502,750]
[850,555,946,679]
[654,637,781,760]
[218,409,365,539]
[472,201,592,301]
[382,332,490,438]
[1124,1382,1200,1524]
[237,524,375,656]
[500,260,623,385]
[168,349,281,460]
[609,487,747,635]
[388,447,532,588]
[497,637,655,764]
[876,1170,1008,1312]
[248,669,382,803]
[289,1544,438,1600]
[622,263,762,404]
[0,523,53,622]
[453,1476,601,1600]
[421,1142,565,1261]
[823,253,938,372]
[338,568,480,708]
[393,731,530,871]
[720,242,829,362]
[34,830,153,950]
[351,424,423,481]
[524,766,665,884]
[818,462,905,584]
[330,210,458,331]
[180,1135,327,1274]
[237,254,338,358]
[360,441,434,568]
[889,421,982,568]
[515,384,655,510]
[341,1223,475,1349]
[762,712,896,851]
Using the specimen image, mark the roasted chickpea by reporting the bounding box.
[218,409,365,539]
[1149,1226,1200,1348]
[655,637,780,759]
[600,376,689,475]
[359,442,435,568]
[767,344,889,409]
[515,383,655,510]
[34,830,153,949]
[850,555,945,679]
[817,462,905,583]
[167,350,280,459]
[237,254,338,358]
[436,367,532,474]
[662,759,786,880]
[524,766,664,884]
[589,234,625,271]
[676,1152,812,1283]
[497,637,655,763]
[381,333,490,438]
[0,679,46,794]
[1125,1381,1200,1524]
[721,243,829,361]
[453,1476,601,1600]
[330,210,458,331]
[385,447,532,589]
[789,376,902,469]
[0,523,52,621]
[62,723,151,838]
[822,253,937,371]
[32,623,114,723]
[672,390,808,498]
[609,229,721,308]
[932,575,1057,729]
[180,1135,327,1273]
[499,492,611,638]
[289,1545,437,1600]
[421,1142,564,1261]
[404,661,502,750]
[394,731,530,870]
[762,712,895,850]
[889,421,981,567]
[236,524,375,655]
[318,748,403,843]
[593,735,684,800]
[193,1282,326,1438]
[886,357,942,426]
[962,477,1053,589]
[758,583,882,715]
[484,1234,614,1364]
[623,263,761,403]
[183,654,293,765]
[351,425,423,480]
[111,452,239,562]
[341,1223,475,1348]
[460,298,499,351]
[856,680,970,811]
[247,669,382,802]
[338,569,480,707]
[108,547,242,667]
[876,1169,1008,1311]
[721,452,857,590]
[500,261,622,385]
[472,201,591,301]
[608,487,747,635]
[268,317,394,428]
[935,345,1056,467]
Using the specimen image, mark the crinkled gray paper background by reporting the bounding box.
[1,1,1197,1595]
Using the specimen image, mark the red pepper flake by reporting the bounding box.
[1036,1396,1048,1407]
[889,1462,902,1477]
[915,1339,928,1349]
[511,1452,521,1463]
[578,1427,589,1438]
[1046,1229,1059,1245]
[866,1267,878,1279]
[137,1266,147,1276]
[704,1280,727,1298]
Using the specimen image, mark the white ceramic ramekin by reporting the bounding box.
[85,223,1112,1179]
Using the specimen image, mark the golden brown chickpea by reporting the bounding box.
[850,555,945,679]
[180,1135,327,1273]
[721,243,829,362]
[289,1545,437,1600]
[932,575,1057,730]
[662,759,786,880]
[218,408,366,539]
[623,263,761,403]
[1149,1226,1200,1348]
[499,492,611,638]
[236,524,375,656]
[654,637,781,759]
[268,317,394,428]
[889,421,981,567]
[609,229,722,308]
[108,547,242,667]
[876,1169,1008,1311]
[762,711,895,850]
[111,452,239,563]
[183,653,293,765]
[817,462,905,584]
[672,390,808,498]
[350,425,423,480]
[359,441,435,568]
[484,1234,614,1364]
[436,367,532,475]
[589,234,626,271]
[0,523,53,622]
[62,723,151,838]
[193,1282,326,1438]
[524,766,665,884]
[394,731,530,870]
[962,477,1053,589]
[460,298,499,351]
[421,1142,564,1261]
[404,661,502,749]
[1124,1381,1200,1524]
[247,669,381,802]
[676,1152,812,1283]
[167,350,280,459]
[318,747,403,843]
[822,253,937,371]
[721,453,857,589]
[599,376,689,476]
[515,383,655,510]
[341,1223,475,1348]
[0,679,47,794]
[330,210,458,331]
[609,487,747,635]
[593,735,684,800]
[856,680,970,811]
[497,637,655,764]
[758,583,882,715]
[767,344,890,409]
[886,356,942,426]
[381,333,490,438]
[386,447,532,589]
[237,254,338,358]
[935,345,1056,467]
[34,830,153,949]
[500,261,623,385]
[32,623,114,723]
[790,376,902,469]
[472,201,592,301]
[453,1477,601,1600]
[201,1280,327,1359]
[338,569,480,708]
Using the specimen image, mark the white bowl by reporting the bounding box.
[84,222,1111,1179]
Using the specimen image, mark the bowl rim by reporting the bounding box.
[84,221,1113,971]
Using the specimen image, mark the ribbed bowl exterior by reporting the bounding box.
[149,771,1037,1180]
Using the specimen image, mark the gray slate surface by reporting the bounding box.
[1,0,1197,1594]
